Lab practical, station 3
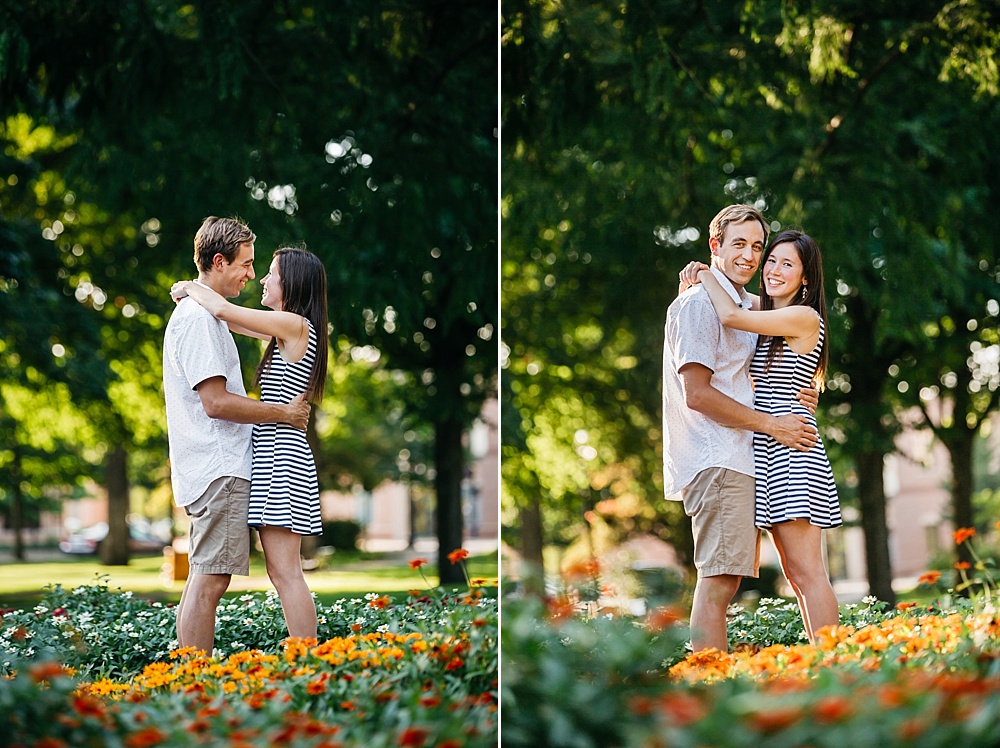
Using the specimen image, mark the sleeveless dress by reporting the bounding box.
[248,320,323,535]
[750,318,841,530]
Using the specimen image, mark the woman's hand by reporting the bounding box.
[170,281,192,302]
[678,261,711,294]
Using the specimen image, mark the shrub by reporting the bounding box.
[320,518,363,551]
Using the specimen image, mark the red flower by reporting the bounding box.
[448,549,469,564]
[398,726,431,747]
[409,558,429,570]
[955,562,971,571]
[953,527,976,545]
[72,694,106,719]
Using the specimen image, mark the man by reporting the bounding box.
[163,216,310,655]
[662,204,818,653]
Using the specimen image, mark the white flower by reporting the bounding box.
[365,593,379,601]
[239,594,255,602]
[124,591,133,598]
[377,624,389,633]
[862,595,878,605]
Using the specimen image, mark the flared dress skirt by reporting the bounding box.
[750,320,842,530]
[248,321,323,536]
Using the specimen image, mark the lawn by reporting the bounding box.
[0,550,500,609]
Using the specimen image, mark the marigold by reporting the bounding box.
[448,548,469,564]
[953,527,976,545]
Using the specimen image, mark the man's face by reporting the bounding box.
[710,219,764,290]
[217,242,256,298]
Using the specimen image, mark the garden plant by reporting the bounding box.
[1,550,498,747]
[502,527,1000,747]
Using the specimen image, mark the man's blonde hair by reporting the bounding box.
[708,205,768,246]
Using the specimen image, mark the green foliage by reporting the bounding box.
[501,596,688,747]
[320,519,362,552]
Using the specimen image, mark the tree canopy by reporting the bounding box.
[502,0,1000,601]
[1,1,497,578]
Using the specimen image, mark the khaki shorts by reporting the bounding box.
[680,467,760,578]
[184,476,251,576]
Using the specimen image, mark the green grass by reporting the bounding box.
[0,551,499,610]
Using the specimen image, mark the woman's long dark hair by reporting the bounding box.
[252,247,329,403]
[758,230,829,391]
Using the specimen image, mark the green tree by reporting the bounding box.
[2,2,496,581]
[501,0,1000,603]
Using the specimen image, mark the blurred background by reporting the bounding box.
[501,1,1000,607]
[0,1,498,586]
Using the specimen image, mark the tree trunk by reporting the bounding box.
[947,429,976,574]
[10,445,25,562]
[101,443,131,566]
[519,496,545,596]
[435,415,465,585]
[855,449,895,605]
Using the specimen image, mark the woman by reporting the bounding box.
[688,229,841,641]
[172,246,329,640]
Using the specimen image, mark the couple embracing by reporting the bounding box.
[663,204,842,653]
[163,216,328,655]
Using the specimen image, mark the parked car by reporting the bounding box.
[59,521,170,555]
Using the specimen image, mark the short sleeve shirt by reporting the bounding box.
[662,268,757,497]
[163,298,253,507]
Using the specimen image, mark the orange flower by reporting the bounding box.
[918,570,942,585]
[747,705,803,732]
[306,678,327,695]
[409,558,429,570]
[646,606,683,632]
[445,657,465,671]
[29,662,68,683]
[955,562,971,570]
[659,693,707,725]
[368,595,392,609]
[125,727,167,748]
[448,548,469,564]
[813,695,853,724]
[953,527,976,545]
[896,602,917,611]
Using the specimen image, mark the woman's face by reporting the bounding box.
[260,256,284,311]
[762,242,806,305]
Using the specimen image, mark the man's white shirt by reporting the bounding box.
[163,298,253,507]
[662,268,757,497]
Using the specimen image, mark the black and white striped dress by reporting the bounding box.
[750,319,841,530]
[248,320,322,536]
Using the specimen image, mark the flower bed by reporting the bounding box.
[1,558,498,747]
[502,527,1000,747]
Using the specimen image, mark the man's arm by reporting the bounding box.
[679,363,818,451]
[195,377,310,431]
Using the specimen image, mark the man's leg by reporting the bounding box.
[176,573,231,654]
[689,573,741,652]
